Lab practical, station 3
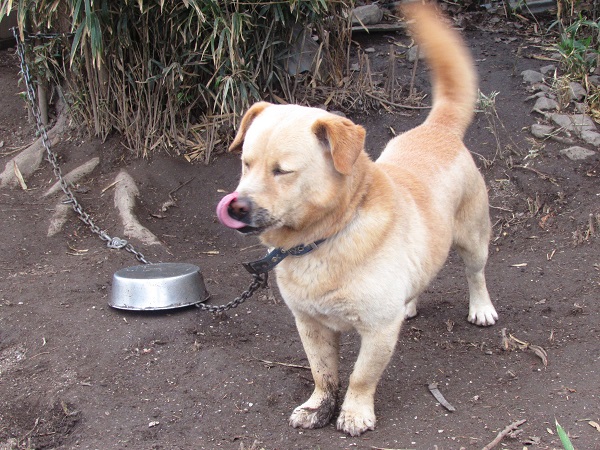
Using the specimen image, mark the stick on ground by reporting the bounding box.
[481,418,527,450]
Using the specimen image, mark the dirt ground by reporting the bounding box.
[1,11,599,450]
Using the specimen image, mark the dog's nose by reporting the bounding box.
[228,197,252,223]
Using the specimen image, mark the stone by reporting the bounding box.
[533,83,549,92]
[581,130,600,147]
[550,113,597,136]
[525,92,548,101]
[530,124,555,139]
[559,146,596,161]
[539,64,557,75]
[568,82,587,101]
[521,69,544,84]
[286,26,320,76]
[407,45,425,62]
[351,4,383,26]
[532,96,559,112]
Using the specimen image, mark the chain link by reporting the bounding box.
[12,28,267,311]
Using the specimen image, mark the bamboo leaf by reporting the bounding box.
[69,22,86,67]
[556,420,575,450]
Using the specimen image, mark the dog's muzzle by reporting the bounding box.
[216,192,262,234]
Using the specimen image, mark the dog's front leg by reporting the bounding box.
[289,313,340,430]
[337,319,404,436]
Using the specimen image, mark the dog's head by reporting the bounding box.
[216,102,367,248]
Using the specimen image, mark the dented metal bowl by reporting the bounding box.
[109,263,208,311]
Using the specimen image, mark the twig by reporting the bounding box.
[409,44,419,98]
[364,91,431,110]
[513,165,557,184]
[481,418,527,450]
[101,180,120,194]
[169,177,195,196]
[489,205,513,212]
[251,354,310,370]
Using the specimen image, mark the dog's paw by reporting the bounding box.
[468,305,498,326]
[289,400,335,430]
[336,407,376,436]
[405,300,418,320]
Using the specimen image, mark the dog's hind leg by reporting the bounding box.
[454,188,498,326]
[337,317,404,436]
[289,314,340,430]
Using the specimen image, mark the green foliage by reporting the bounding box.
[1,0,353,157]
[555,419,575,450]
[554,15,600,80]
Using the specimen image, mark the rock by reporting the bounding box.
[559,146,596,161]
[364,47,376,54]
[581,130,600,147]
[550,113,597,136]
[528,83,550,94]
[351,4,383,26]
[574,102,586,114]
[286,25,320,76]
[525,91,549,101]
[407,45,425,62]
[568,82,587,101]
[539,64,557,75]
[530,124,555,139]
[521,69,544,84]
[532,96,559,112]
[589,75,600,85]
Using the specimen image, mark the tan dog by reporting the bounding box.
[216,2,498,436]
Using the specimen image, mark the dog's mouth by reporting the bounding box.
[216,192,269,235]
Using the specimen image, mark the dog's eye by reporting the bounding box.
[273,166,292,176]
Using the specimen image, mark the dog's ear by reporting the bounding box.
[312,116,366,175]
[229,101,272,153]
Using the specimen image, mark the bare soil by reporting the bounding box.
[1,14,599,450]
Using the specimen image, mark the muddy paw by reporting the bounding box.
[468,305,498,326]
[289,401,335,429]
[336,408,376,436]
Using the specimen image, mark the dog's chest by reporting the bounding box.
[274,253,415,331]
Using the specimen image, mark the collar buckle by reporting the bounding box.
[242,239,325,275]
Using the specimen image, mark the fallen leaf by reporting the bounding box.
[428,382,456,412]
[13,161,27,190]
[589,421,600,432]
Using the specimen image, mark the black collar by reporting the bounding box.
[243,239,326,275]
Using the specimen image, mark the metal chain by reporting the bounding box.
[12,27,150,264]
[194,272,268,313]
[12,28,268,311]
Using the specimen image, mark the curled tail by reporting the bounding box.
[402,2,477,138]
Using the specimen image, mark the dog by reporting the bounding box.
[216,1,498,436]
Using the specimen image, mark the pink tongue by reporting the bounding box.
[216,192,247,229]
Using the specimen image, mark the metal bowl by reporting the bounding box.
[109,263,208,311]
